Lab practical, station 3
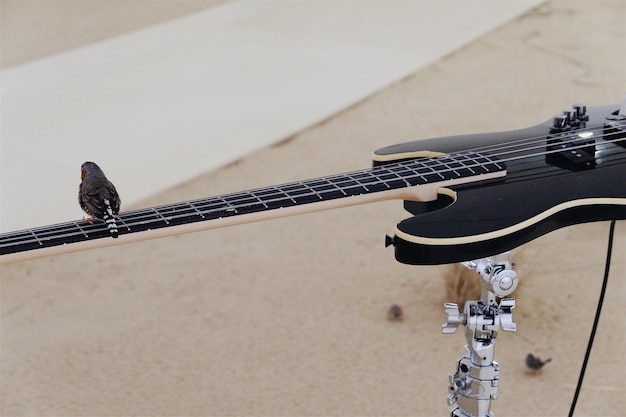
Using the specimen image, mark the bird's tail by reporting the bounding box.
[103,198,119,238]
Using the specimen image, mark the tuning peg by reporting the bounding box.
[552,114,568,131]
[563,109,577,123]
[572,103,588,120]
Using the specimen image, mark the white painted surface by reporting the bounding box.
[0,0,543,232]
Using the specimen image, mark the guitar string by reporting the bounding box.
[109,120,625,215]
[0,153,620,250]
[1,153,493,244]
[461,121,625,180]
[486,130,623,163]
[2,124,624,246]
[1,155,623,250]
[93,120,625,211]
[416,119,624,161]
[3,125,624,243]
[1,121,624,248]
[4,142,543,241]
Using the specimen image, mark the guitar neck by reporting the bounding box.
[0,151,505,263]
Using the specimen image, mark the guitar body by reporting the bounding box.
[374,104,626,265]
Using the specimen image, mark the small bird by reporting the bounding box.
[525,353,551,372]
[387,304,404,321]
[78,162,121,238]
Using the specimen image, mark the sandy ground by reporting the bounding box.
[1,1,625,416]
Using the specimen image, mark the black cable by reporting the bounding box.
[567,220,617,417]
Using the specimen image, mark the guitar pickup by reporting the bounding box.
[545,132,596,171]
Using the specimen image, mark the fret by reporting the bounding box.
[307,178,345,196]
[218,194,243,213]
[426,160,447,180]
[1,220,112,255]
[188,196,225,216]
[471,154,503,172]
[325,178,349,197]
[441,155,466,177]
[298,181,325,201]
[29,230,43,247]
[332,176,368,196]
[280,184,305,204]
[465,159,476,175]
[195,198,246,224]
[152,207,171,225]
[227,192,266,207]
[388,162,421,183]
[246,188,286,210]
[403,162,431,183]
[444,162,461,177]
[121,208,156,227]
[0,151,506,258]
[380,167,412,188]
[376,169,414,189]
[359,169,398,190]
[222,191,277,214]
[286,183,324,204]
[249,190,271,209]
[74,222,91,238]
[349,171,372,188]
[349,173,372,192]
[458,154,477,175]
[188,201,206,219]
[0,229,43,253]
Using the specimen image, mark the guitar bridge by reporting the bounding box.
[603,110,626,149]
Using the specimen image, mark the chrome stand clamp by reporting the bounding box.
[442,252,518,417]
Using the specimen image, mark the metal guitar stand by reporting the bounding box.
[442,252,518,417]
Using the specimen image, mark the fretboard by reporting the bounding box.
[0,151,506,263]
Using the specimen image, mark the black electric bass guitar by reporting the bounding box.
[1,103,624,265]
